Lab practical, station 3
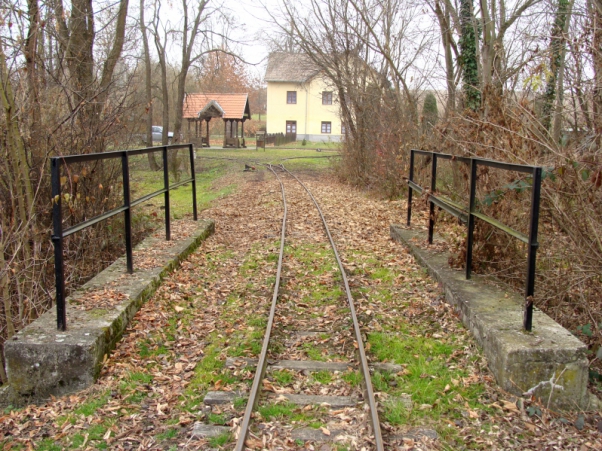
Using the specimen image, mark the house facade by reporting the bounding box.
[265,53,343,142]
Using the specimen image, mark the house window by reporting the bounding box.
[286,121,297,134]
[321,122,331,134]
[322,91,333,105]
[287,91,297,104]
[341,123,346,135]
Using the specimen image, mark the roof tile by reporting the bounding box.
[265,52,319,83]
[183,93,249,119]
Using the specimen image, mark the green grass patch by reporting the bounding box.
[130,162,233,218]
[156,428,178,441]
[208,413,228,425]
[382,398,410,425]
[368,332,486,420]
[302,342,326,361]
[36,439,62,451]
[74,391,110,417]
[127,371,153,384]
[342,371,362,386]
[272,369,295,385]
[369,267,395,282]
[182,339,228,412]
[311,371,333,384]
[258,402,312,422]
[208,432,231,447]
[234,397,248,410]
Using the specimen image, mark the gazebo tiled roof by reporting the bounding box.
[183,93,250,120]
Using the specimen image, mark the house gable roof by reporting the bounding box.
[183,93,250,120]
[265,52,320,83]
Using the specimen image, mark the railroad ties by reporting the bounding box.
[197,164,387,450]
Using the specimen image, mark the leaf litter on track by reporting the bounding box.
[1,162,601,451]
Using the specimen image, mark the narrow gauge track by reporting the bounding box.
[233,164,384,450]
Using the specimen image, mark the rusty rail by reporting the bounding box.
[234,164,384,451]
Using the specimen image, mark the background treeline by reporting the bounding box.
[0,0,263,383]
[274,0,602,374]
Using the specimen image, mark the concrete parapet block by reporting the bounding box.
[3,219,214,406]
[390,225,589,410]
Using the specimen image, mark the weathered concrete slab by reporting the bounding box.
[191,423,230,438]
[391,225,590,410]
[226,357,403,374]
[204,391,245,405]
[268,393,358,407]
[204,390,358,408]
[2,219,214,406]
[291,428,345,441]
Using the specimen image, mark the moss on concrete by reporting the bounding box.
[3,219,214,407]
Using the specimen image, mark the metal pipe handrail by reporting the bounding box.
[51,144,198,330]
[406,149,542,331]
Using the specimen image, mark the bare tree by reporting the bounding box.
[592,0,602,143]
[430,0,459,116]
[139,0,158,170]
[150,1,171,145]
[52,0,130,147]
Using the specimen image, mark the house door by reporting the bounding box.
[286,121,297,140]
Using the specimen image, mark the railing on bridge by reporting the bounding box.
[51,144,198,331]
[406,149,542,331]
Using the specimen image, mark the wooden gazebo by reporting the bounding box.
[182,93,251,148]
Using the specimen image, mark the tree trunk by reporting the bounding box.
[25,0,41,153]
[0,43,34,221]
[0,243,15,341]
[0,41,35,323]
[542,0,573,134]
[152,3,170,146]
[459,0,480,111]
[172,0,210,142]
[140,0,159,170]
[592,0,602,144]
[53,0,129,150]
[434,0,457,116]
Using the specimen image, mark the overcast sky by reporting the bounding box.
[232,0,285,78]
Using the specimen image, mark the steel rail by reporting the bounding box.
[234,164,288,451]
[279,165,385,451]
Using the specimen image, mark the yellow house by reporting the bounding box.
[265,53,343,142]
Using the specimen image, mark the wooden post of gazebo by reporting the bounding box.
[241,120,246,148]
[205,119,210,147]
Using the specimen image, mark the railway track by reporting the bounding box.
[202,163,387,449]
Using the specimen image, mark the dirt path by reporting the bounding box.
[1,164,600,450]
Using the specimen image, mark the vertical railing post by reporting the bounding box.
[189,144,198,221]
[122,152,133,273]
[427,154,438,244]
[466,159,478,279]
[407,150,415,226]
[524,167,542,331]
[163,146,171,240]
[51,158,67,331]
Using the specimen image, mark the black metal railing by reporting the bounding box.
[406,149,542,331]
[51,144,198,331]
